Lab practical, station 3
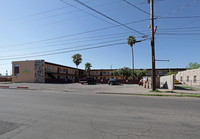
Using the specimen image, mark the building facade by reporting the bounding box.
[176,68,200,86]
[12,60,84,83]
[12,60,186,83]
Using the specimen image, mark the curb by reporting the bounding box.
[17,87,29,89]
[0,86,9,88]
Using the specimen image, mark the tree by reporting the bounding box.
[134,70,147,80]
[114,67,132,79]
[127,36,136,79]
[186,62,200,70]
[72,53,82,79]
[112,69,119,77]
[85,62,92,78]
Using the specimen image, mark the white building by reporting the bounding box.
[176,68,200,86]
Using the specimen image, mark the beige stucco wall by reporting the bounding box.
[160,74,175,90]
[12,61,35,83]
[176,68,200,86]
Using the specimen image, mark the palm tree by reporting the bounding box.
[85,62,92,78]
[127,36,136,79]
[72,53,82,80]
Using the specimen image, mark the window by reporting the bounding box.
[187,76,189,82]
[103,72,106,74]
[180,77,183,82]
[194,76,197,83]
[14,64,19,76]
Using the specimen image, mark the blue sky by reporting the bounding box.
[0,0,200,75]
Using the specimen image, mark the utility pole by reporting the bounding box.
[150,0,156,90]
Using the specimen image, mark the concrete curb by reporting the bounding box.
[0,86,9,88]
[17,87,29,89]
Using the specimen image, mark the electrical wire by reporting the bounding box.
[2,39,126,57]
[122,0,150,15]
[155,0,199,19]
[0,38,149,61]
[0,42,126,61]
[32,0,123,22]
[72,0,147,36]
[17,0,93,20]
[0,18,150,48]
[59,0,115,25]
[2,37,150,57]
[1,33,134,51]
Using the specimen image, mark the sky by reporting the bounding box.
[0,0,200,75]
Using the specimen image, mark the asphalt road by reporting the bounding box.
[0,88,200,139]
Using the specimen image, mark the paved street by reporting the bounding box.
[0,87,200,139]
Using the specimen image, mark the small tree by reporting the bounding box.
[85,62,92,78]
[186,62,200,70]
[134,70,147,80]
[72,53,82,80]
[112,69,119,77]
[118,67,132,79]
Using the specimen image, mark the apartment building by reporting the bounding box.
[176,68,200,86]
[12,60,186,83]
[90,69,120,80]
[12,60,84,83]
[89,68,186,80]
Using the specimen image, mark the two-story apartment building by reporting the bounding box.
[12,60,84,83]
[89,68,186,80]
[12,60,186,83]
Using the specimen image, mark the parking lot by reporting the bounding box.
[2,83,150,94]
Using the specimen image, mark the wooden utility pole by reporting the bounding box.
[150,0,156,90]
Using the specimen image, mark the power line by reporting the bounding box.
[33,0,123,23]
[1,39,125,58]
[157,16,200,19]
[2,37,150,58]
[122,0,150,15]
[38,5,130,27]
[72,0,147,36]
[0,43,126,61]
[17,0,93,19]
[0,18,149,48]
[158,26,200,31]
[59,0,115,25]
[157,33,200,36]
[156,36,200,40]
[156,0,199,19]
[1,33,133,51]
